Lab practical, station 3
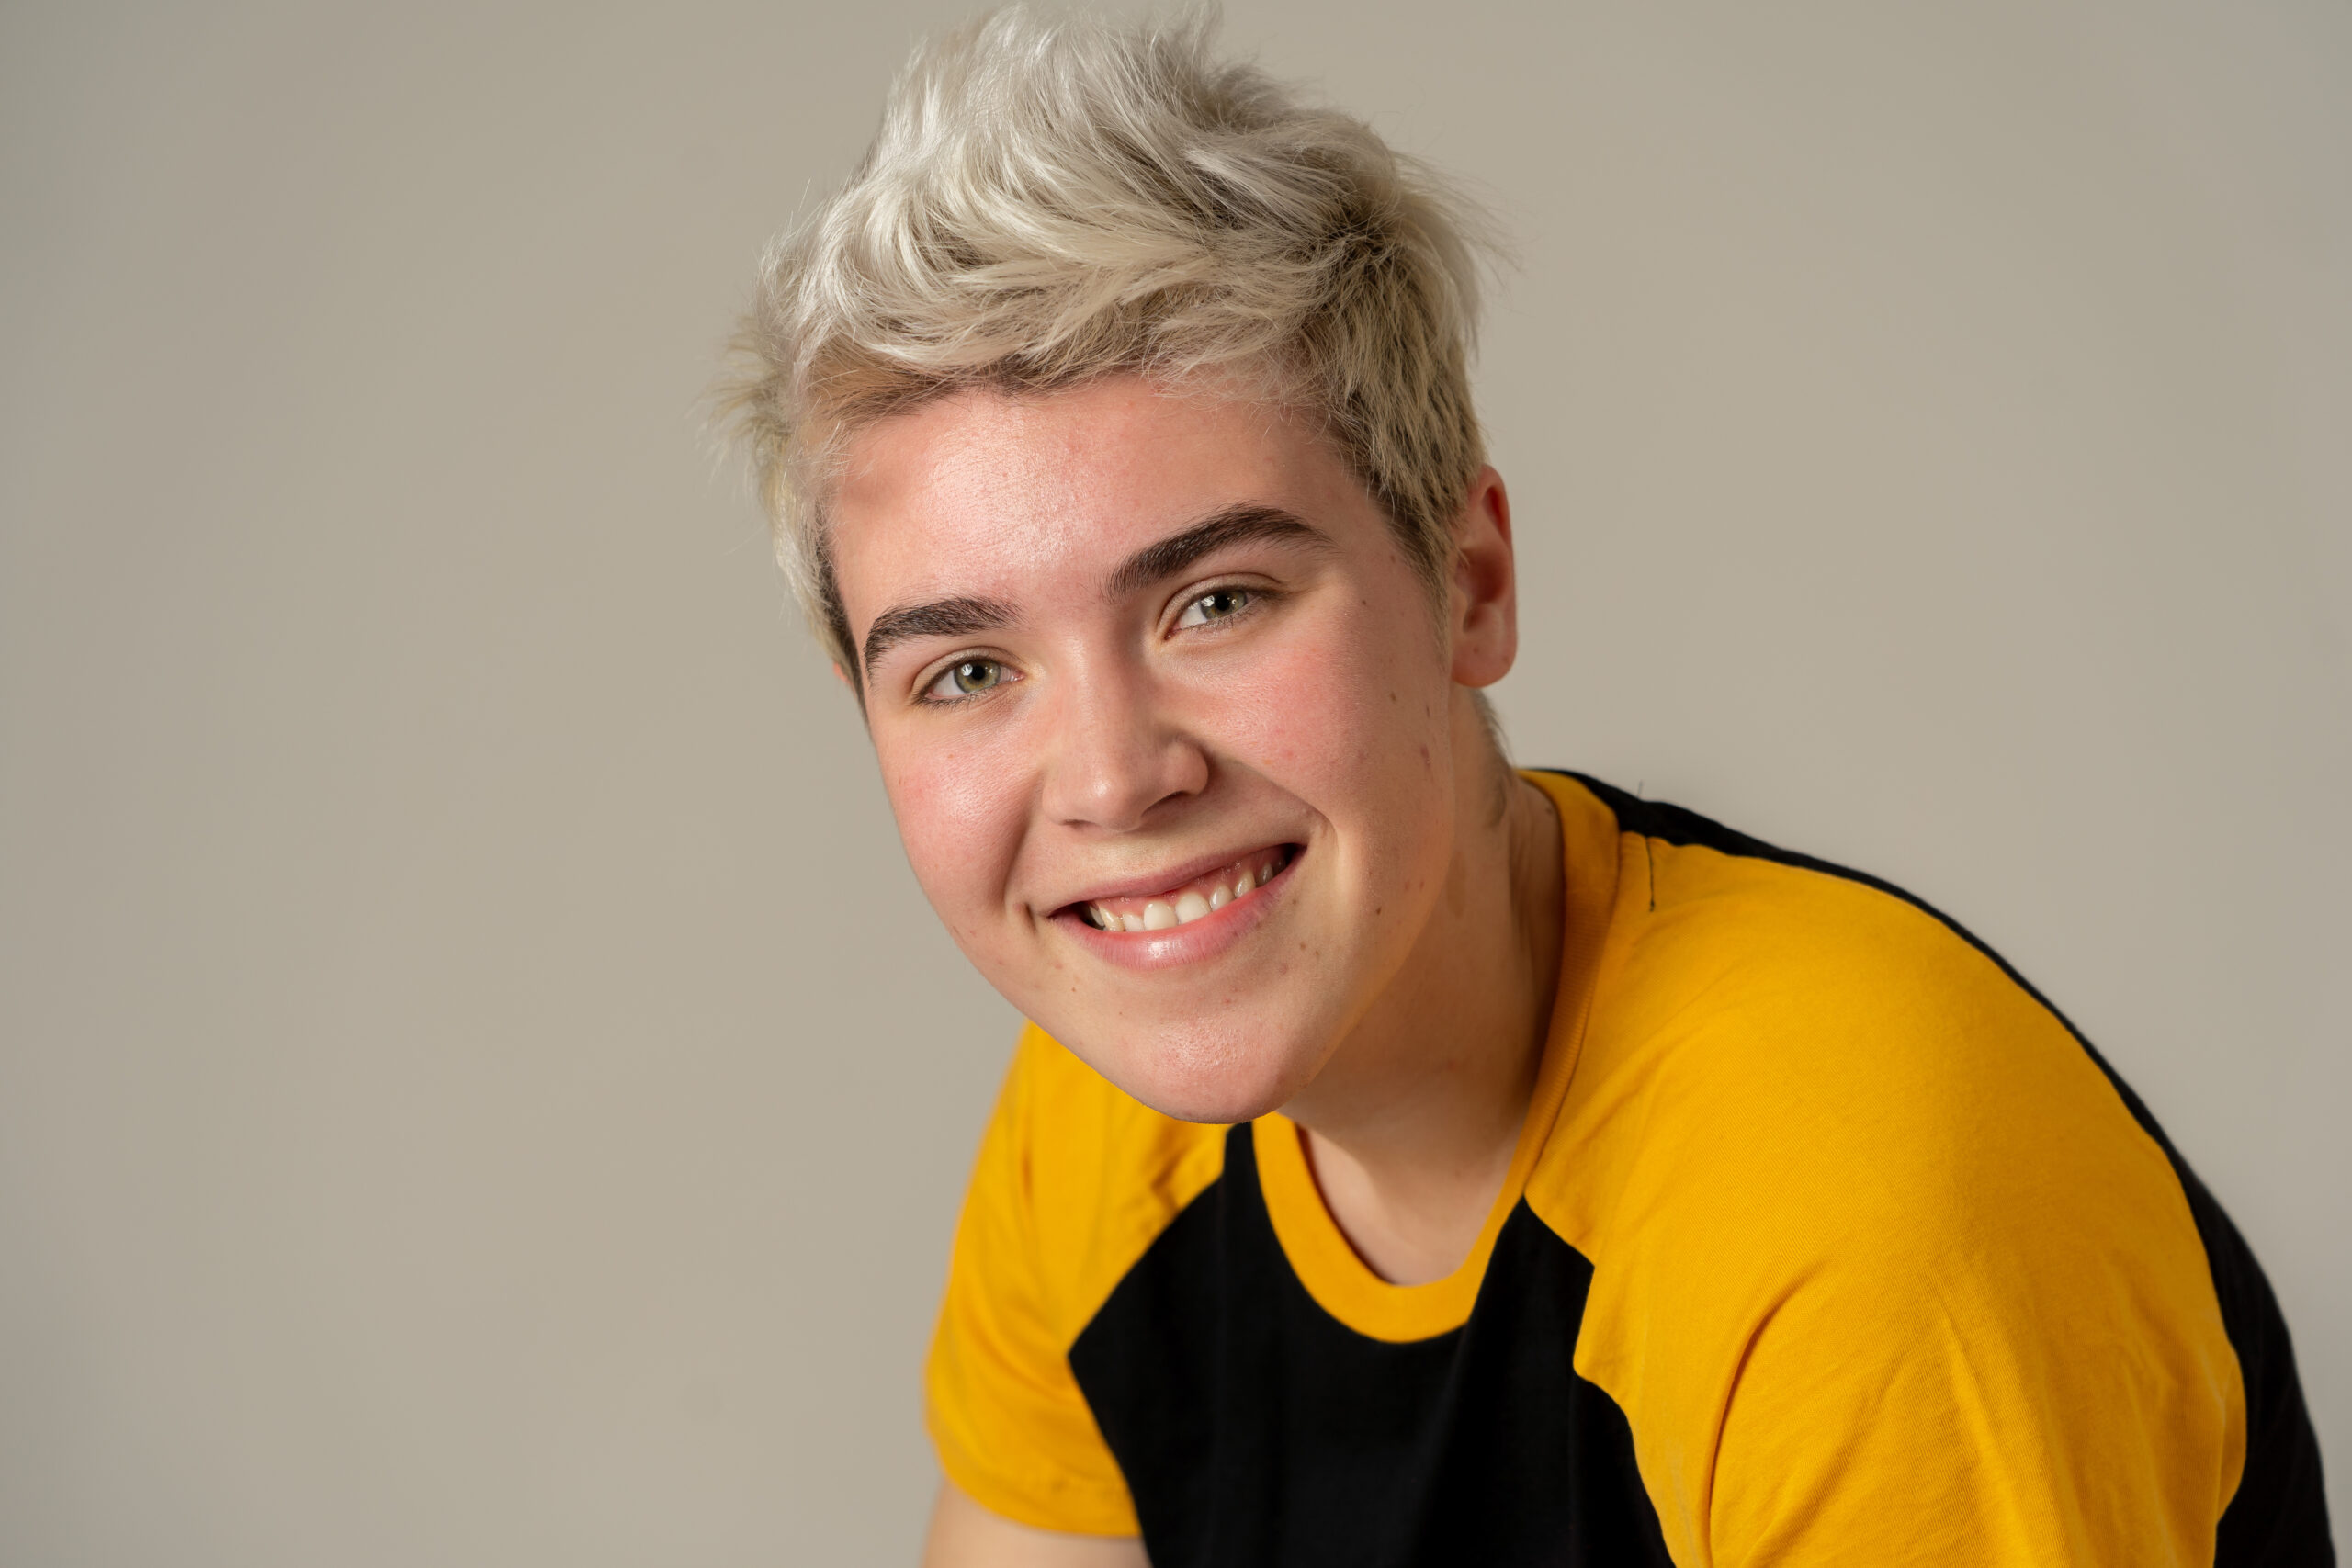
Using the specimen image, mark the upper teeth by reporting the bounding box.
[1091,857,1273,933]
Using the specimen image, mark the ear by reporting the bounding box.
[1448,467,1518,689]
[831,661,853,688]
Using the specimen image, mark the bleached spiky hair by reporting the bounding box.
[718,5,1496,675]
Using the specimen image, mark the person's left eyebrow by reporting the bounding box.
[1104,503,1334,599]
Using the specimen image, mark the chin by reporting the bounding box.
[1078,1015,1323,1126]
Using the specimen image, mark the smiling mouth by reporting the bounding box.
[1070,845,1298,933]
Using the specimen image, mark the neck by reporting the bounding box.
[1281,713,1567,1285]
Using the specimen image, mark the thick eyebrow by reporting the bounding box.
[860,594,1017,682]
[856,505,1324,682]
[1105,503,1333,599]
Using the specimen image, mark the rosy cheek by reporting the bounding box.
[878,732,1034,927]
[1198,607,1438,784]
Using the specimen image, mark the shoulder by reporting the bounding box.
[926,1024,1219,1536]
[1533,776,2192,1264]
[974,1022,1228,1345]
[1525,782,2243,1561]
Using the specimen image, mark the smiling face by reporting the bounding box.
[829,377,1512,1123]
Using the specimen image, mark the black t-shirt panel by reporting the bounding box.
[1068,1122,1674,1568]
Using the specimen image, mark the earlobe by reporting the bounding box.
[1449,468,1519,689]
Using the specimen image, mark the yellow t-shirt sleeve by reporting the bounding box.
[1699,1224,2240,1566]
[1548,845,2246,1565]
[923,1032,1142,1536]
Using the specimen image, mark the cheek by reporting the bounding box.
[1202,600,1453,818]
[875,731,1031,931]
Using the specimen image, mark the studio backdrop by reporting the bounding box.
[3,1,2345,1562]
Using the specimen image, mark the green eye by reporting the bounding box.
[1179,587,1253,627]
[920,655,1014,705]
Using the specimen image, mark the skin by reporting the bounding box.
[826,376,1566,1565]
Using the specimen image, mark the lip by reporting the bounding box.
[1056,841,1297,908]
[1051,842,1302,970]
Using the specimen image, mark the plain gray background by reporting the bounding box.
[4,0,2345,1561]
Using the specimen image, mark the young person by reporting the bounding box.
[722,10,2330,1564]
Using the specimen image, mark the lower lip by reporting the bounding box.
[1053,848,1301,971]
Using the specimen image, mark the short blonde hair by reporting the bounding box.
[718,5,1495,672]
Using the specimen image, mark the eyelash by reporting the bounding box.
[911,582,1276,706]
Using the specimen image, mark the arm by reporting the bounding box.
[921,1479,1148,1568]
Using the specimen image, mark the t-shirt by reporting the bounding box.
[925,770,2331,1565]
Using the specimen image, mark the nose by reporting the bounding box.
[1039,658,1210,832]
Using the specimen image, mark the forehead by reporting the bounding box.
[827,378,1354,611]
